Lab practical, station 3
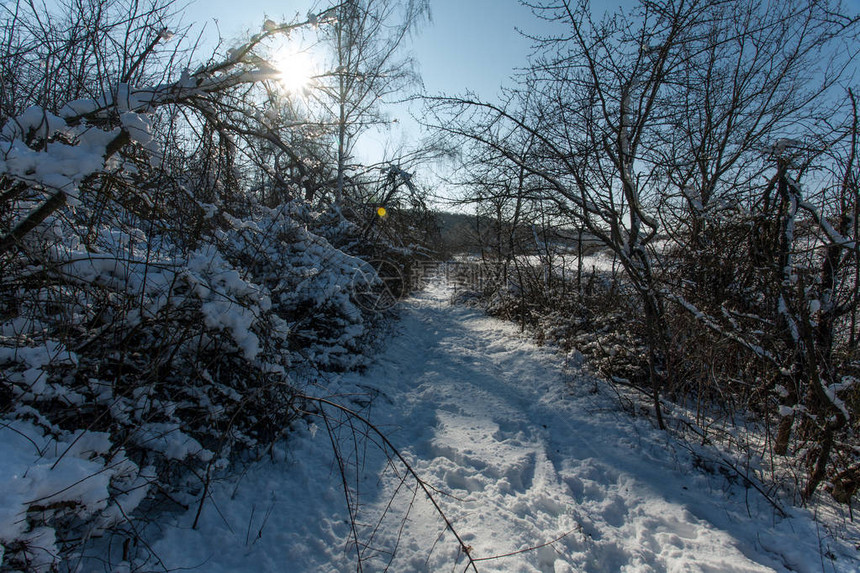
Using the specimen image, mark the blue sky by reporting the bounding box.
[411,0,541,99]
[184,0,544,102]
[181,0,558,183]
[185,0,860,104]
[181,0,860,194]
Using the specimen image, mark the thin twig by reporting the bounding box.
[471,528,577,563]
[298,395,480,573]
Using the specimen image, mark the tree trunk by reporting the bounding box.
[643,291,668,431]
[774,413,794,456]
[803,424,837,501]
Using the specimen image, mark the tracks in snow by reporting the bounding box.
[354,285,777,572]
[150,284,852,573]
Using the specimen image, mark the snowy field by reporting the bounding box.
[133,283,856,572]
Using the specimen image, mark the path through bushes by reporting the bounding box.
[147,283,858,572]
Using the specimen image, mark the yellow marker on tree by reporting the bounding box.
[377,206,387,218]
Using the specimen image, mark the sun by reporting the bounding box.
[272,48,315,94]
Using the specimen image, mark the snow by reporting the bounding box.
[119,111,153,147]
[138,283,858,573]
[823,383,851,422]
[0,420,149,571]
[1,107,66,140]
[131,422,213,462]
[0,341,78,397]
[0,105,129,201]
[516,250,620,275]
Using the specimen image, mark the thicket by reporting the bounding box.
[0,0,435,569]
[429,0,860,512]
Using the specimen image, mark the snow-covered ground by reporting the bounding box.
[145,283,858,573]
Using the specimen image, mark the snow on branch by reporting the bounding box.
[0,13,334,257]
[798,199,857,251]
[665,291,778,364]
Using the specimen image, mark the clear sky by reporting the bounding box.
[183,0,544,102]
[183,0,860,104]
[181,0,860,199]
[180,0,558,192]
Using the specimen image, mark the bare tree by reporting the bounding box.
[429,0,714,428]
[309,0,428,204]
[426,0,859,447]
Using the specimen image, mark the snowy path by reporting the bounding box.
[150,285,857,573]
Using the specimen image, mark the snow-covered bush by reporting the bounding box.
[484,263,652,387]
[0,170,403,566]
[214,203,377,370]
[0,418,155,572]
[0,2,412,568]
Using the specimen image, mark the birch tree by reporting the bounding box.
[312,0,428,205]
